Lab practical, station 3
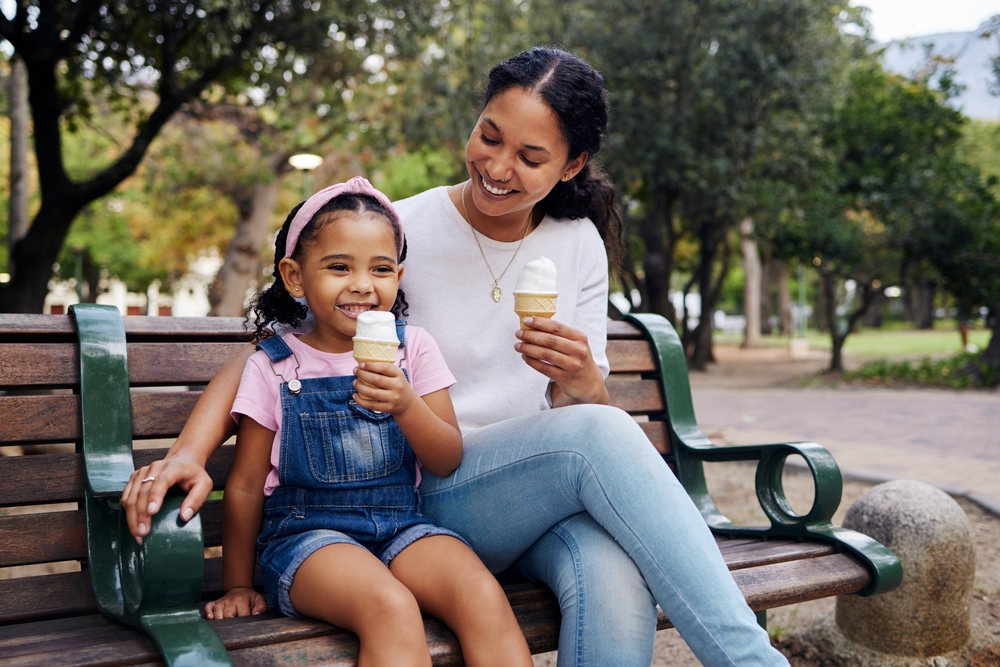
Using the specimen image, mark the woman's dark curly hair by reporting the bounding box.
[484,47,625,272]
[246,193,408,342]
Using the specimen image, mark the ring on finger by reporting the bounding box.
[140,476,156,483]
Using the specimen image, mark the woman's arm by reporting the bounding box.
[204,416,273,619]
[122,344,255,541]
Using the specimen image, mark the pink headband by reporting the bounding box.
[284,176,403,259]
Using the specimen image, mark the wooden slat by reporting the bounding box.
[0,571,96,624]
[0,510,86,567]
[720,540,834,571]
[0,342,246,388]
[606,320,644,339]
[607,377,663,414]
[0,391,202,444]
[0,314,250,340]
[0,345,77,388]
[0,395,79,444]
[639,421,671,455]
[734,553,870,608]
[606,339,657,373]
[0,453,83,507]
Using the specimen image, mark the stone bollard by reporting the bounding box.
[808,480,976,666]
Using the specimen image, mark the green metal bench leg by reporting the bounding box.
[71,304,232,667]
[755,609,767,630]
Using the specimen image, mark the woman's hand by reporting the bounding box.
[515,317,609,407]
[204,587,267,620]
[353,361,418,415]
[122,455,215,544]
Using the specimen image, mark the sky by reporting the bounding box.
[857,0,999,42]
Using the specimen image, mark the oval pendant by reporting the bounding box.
[492,286,502,302]
[288,379,302,395]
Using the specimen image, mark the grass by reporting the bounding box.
[842,353,996,388]
[715,327,991,358]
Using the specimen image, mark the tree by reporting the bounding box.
[560,0,853,368]
[0,0,369,312]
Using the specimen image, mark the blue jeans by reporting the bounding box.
[419,404,788,667]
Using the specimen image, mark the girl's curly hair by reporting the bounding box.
[246,194,408,342]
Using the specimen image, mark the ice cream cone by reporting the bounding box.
[514,292,557,329]
[353,338,398,399]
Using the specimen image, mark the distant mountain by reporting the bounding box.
[878,32,999,120]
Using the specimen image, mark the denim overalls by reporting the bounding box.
[254,324,465,616]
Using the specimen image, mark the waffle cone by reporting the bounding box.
[513,292,557,329]
[353,338,399,363]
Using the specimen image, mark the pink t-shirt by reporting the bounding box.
[231,328,456,496]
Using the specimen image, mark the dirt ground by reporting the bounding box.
[533,343,1000,666]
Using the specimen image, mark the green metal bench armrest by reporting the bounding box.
[623,313,902,596]
[71,305,231,666]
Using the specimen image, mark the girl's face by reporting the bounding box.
[465,87,588,226]
[279,212,402,352]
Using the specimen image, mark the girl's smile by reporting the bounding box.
[279,212,402,353]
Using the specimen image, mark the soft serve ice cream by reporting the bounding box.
[513,257,558,329]
[353,311,399,401]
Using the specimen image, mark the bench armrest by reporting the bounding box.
[623,313,902,596]
[71,305,231,666]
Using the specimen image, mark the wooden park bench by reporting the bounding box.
[0,305,901,666]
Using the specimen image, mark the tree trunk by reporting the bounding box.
[907,280,935,329]
[691,223,732,370]
[639,189,677,323]
[208,181,280,317]
[775,260,792,336]
[7,55,30,269]
[741,217,761,348]
[760,254,773,335]
[0,199,83,312]
[822,274,845,372]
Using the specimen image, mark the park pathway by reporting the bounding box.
[688,351,1000,510]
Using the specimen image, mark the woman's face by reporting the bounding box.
[465,87,587,225]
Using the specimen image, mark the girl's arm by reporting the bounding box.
[353,363,463,476]
[204,415,273,619]
[122,345,255,541]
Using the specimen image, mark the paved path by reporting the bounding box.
[689,386,1000,509]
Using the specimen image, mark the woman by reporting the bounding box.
[123,48,788,667]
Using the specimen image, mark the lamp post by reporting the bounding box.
[288,153,324,200]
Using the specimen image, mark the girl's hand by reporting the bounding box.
[514,317,609,406]
[204,587,266,619]
[353,362,418,416]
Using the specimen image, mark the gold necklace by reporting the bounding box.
[461,180,531,302]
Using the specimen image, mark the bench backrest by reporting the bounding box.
[0,315,670,625]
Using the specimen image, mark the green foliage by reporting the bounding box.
[844,353,996,388]
[372,147,460,201]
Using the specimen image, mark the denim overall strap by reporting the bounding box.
[395,320,406,348]
[257,335,294,362]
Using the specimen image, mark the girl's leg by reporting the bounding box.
[289,543,431,667]
[388,535,532,667]
[419,405,787,667]
[513,513,658,667]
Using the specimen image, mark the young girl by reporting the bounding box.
[203,177,532,667]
